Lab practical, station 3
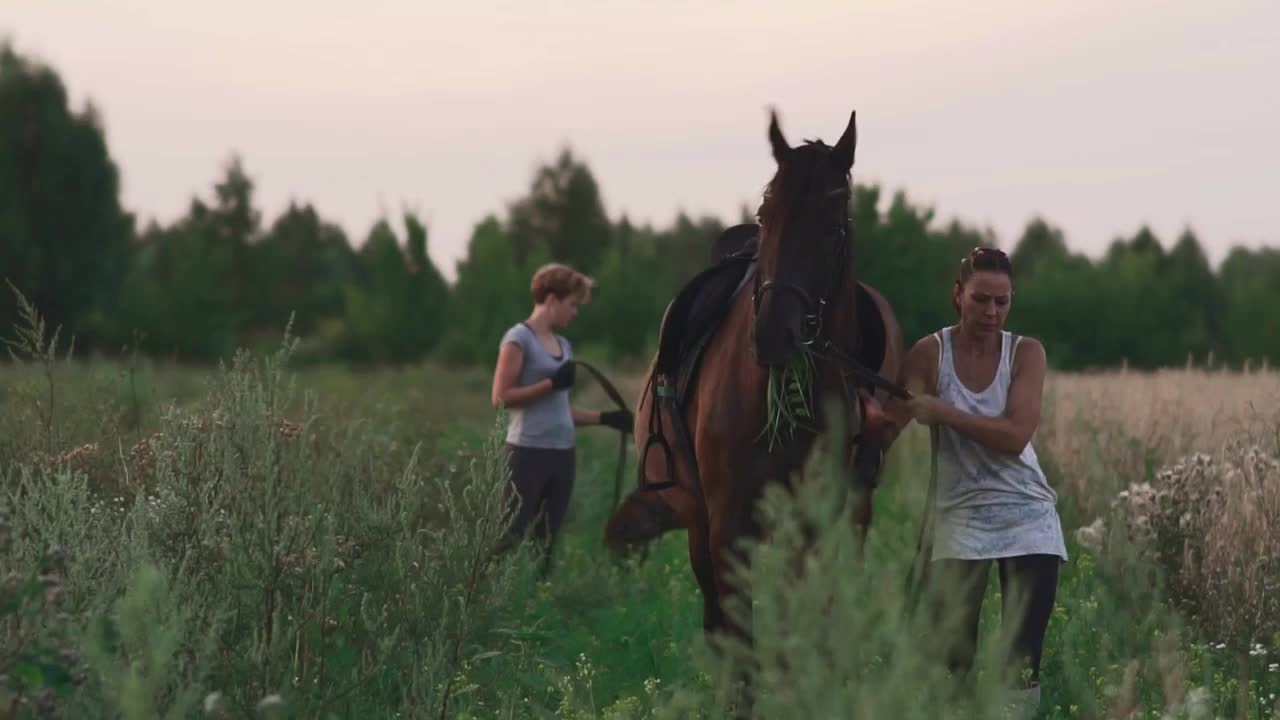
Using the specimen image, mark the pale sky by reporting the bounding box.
[5,0,1278,280]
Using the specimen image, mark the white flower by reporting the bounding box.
[1182,686,1212,720]
[1075,517,1106,552]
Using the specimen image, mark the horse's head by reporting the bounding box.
[603,490,679,557]
[752,109,857,366]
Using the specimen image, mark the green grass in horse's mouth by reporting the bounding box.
[760,350,818,451]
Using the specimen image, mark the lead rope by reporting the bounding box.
[904,424,939,618]
[573,359,633,511]
[904,336,943,620]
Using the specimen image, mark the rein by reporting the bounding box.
[813,339,913,401]
[574,359,632,510]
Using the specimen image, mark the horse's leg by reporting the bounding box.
[709,515,753,646]
[707,479,767,720]
[840,436,876,563]
[688,514,722,632]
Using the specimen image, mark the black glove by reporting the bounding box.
[549,360,576,390]
[599,408,634,433]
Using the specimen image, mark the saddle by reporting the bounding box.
[653,224,760,404]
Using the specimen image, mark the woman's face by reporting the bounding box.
[547,292,584,329]
[954,270,1012,338]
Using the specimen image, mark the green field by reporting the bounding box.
[1,334,1277,720]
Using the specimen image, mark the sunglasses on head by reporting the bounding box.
[969,246,1007,260]
[962,245,1012,266]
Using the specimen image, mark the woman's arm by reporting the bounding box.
[571,406,602,425]
[491,342,554,409]
[880,335,938,446]
[571,406,638,432]
[910,338,1047,455]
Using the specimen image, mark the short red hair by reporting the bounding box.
[531,263,594,304]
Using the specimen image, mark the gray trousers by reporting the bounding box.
[503,444,576,557]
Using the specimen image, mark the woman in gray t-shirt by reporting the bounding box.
[490,262,632,576]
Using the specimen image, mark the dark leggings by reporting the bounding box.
[502,444,576,575]
[930,554,1060,688]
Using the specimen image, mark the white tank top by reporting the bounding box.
[930,327,1067,562]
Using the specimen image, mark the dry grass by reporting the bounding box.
[1039,367,1280,517]
[1042,367,1280,652]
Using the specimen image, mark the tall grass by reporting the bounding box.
[2,286,1278,718]
[1,293,535,717]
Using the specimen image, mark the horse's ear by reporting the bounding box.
[768,108,790,164]
[831,110,857,172]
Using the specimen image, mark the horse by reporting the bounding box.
[614,109,908,686]
[604,279,904,558]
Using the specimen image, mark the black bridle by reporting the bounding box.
[751,204,851,349]
[750,205,913,402]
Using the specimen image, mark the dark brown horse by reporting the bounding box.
[604,279,904,558]
[614,109,906,661]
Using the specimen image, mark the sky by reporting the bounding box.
[4,0,1278,281]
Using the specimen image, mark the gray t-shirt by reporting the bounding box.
[499,323,575,449]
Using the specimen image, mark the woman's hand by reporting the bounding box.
[599,408,634,433]
[549,360,576,390]
[906,394,949,426]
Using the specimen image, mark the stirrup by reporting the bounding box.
[638,435,677,491]
[637,376,678,492]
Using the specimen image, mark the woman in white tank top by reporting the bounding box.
[885,246,1066,717]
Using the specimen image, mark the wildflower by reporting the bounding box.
[1074,517,1105,552]
[1182,686,1212,720]
[278,418,301,440]
[644,677,661,696]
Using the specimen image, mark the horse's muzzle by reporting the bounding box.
[753,299,809,366]
[753,323,801,366]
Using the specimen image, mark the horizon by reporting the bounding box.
[5,1,1278,281]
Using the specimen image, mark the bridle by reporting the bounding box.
[751,198,851,349]
[749,195,912,402]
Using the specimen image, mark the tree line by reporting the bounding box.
[3,41,1276,372]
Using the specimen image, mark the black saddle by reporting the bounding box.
[653,225,761,400]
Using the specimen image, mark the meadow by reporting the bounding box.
[1,311,1278,719]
